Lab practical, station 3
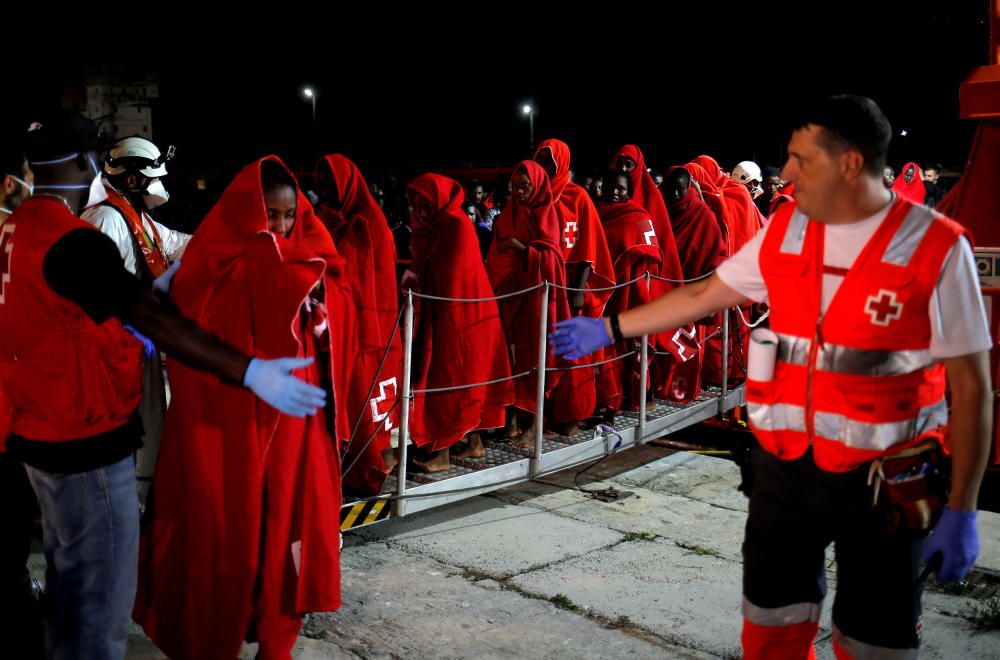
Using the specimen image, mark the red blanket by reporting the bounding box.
[666,170,727,280]
[892,161,927,204]
[407,173,513,450]
[486,161,593,422]
[135,156,351,658]
[315,154,402,495]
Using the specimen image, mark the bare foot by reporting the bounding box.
[452,433,486,459]
[515,427,537,450]
[561,423,582,437]
[411,449,452,473]
[382,446,398,473]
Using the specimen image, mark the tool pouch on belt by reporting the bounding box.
[867,442,948,537]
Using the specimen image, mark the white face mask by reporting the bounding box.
[143,178,169,209]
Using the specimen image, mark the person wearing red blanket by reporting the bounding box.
[663,167,727,281]
[534,139,617,428]
[613,145,683,284]
[404,173,513,471]
[486,161,589,446]
[596,171,665,410]
[313,154,403,495]
[135,157,355,660]
[661,166,729,402]
[614,145,694,401]
[892,161,927,205]
[685,159,755,388]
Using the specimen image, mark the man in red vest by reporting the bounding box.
[0,112,326,660]
[551,95,991,659]
[81,136,190,506]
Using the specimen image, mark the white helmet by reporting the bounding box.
[104,136,174,178]
[731,160,762,184]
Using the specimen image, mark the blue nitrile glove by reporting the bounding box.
[923,507,979,582]
[123,324,156,360]
[243,357,326,418]
[549,316,613,360]
[153,259,181,295]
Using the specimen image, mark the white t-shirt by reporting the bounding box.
[716,198,992,359]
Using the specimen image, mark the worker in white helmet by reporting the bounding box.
[731,160,764,199]
[81,136,191,506]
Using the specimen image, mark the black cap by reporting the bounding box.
[23,111,101,163]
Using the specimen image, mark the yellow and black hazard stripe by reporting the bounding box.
[340,499,391,531]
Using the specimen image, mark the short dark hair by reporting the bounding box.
[924,163,943,173]
[792,95,892,175]
[23,111,101,163]
[602,170,632,198]
[665,167,690,189]
[761,165,781,180]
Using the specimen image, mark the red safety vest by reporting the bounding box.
[102,185,170,278]
[0,197,143,441]
[746,196,965,472]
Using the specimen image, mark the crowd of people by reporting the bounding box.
[0,94,985,660]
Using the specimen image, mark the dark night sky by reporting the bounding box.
[8,4,991,221]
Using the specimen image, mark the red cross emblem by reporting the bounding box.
[563,221,578,249]
[643,219,656,246]
[865,289,903,327]
[0,224,14,305]
[368,377,398,431]
[671,325,699,362]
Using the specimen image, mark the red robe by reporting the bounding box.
[686,159,754,387]
[892,161,927,205]
[666,171,727,280]
[486,161,591,422]
[135,157,353,659]
[407,174,513,450]
[535,139,619,412]
[315,154,402,496]
[613,145,684,285]
[691,155,762,254]
[615,146,693,400]
[597,200,664,409]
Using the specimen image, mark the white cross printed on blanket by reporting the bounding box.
[369,377,398,431]
[564,221,578,249]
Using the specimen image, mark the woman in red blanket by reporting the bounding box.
[313,154,403,495]
[486,161,589,446]
[405,173,513,471]
[135,157,354,660]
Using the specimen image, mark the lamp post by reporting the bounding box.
[304,87,316,126]
[522,103,535,150]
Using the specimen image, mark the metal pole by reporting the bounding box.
[638,333,648,443]
[720,307,730,415]
[394,289,415,515]
[529,112,535,150]
[532,283,550,475]
[311,95,317,126]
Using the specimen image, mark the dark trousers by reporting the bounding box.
[743,447,925,651]
[0,452,44,659]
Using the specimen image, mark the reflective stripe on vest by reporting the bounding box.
[882,203,936,267]
[750,397,946,452]
[774,333,935,376]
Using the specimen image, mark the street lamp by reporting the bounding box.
[303,87,316,125]
[522,103,535,149]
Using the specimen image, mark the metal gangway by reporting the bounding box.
[339,272,758,530]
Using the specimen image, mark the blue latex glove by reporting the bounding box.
[549,316,613,360]
[923,507,979,582]
[243,357,326,418]
[123,324,156,360]
[153,259,181,295]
